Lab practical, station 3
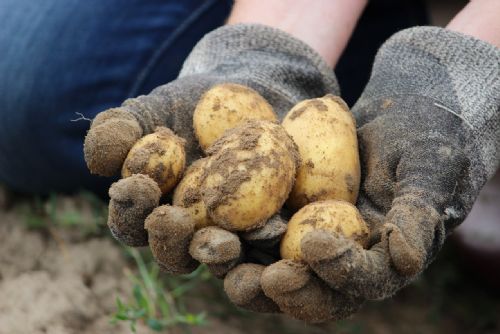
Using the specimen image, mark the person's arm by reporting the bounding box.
[255,0,500,323]
[226,0,368,67]
[447,0,500,48]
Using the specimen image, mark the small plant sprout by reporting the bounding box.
[112,248,209,333]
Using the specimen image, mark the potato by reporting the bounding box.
[122,127,186,195]
[193,83,277,151]
[172,158,214,229]
[201,120,299,232]
[280,200,369,261]
[282,95,360,211]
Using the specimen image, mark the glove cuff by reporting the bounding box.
[179,23,339,116]
[356,26,500,177]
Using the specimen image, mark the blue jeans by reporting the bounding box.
[0,0,232,194]
[0,0,427,195]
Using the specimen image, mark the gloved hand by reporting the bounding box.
[224,27,500,322]
[83,23,337,309]
[84,24,337,176]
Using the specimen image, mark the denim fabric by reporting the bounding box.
[0,0,232,194]
[0,0,427,195]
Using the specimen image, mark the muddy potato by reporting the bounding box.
[282,95,360,211]
[280,200,369,261]
[201,120,299,232]
[193,83,277,151]
[122,127,186,195]
[172,158,214,229]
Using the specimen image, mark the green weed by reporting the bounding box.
[19,191,107,236]
[112,248,210,333]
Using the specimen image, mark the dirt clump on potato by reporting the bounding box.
[107,174,161,247]
[193,83,277,151]
[200,120,299,232]
[145,205,198,275]
[122,127,186,195]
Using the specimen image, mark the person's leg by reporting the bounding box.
[0,0,231,195]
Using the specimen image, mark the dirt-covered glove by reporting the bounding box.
[83,24,337,290]
[257,26,500,322]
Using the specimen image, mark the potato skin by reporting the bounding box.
[201,120,299,232]
[193,83,277,151]
[172,158,214,230]
[280,200,369,261]
[282,95,360,211]
[122,127,186,195]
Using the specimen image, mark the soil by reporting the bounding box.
[0,188,499,334]
[0,196,136,334]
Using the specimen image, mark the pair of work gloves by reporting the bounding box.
[85,24,500,322]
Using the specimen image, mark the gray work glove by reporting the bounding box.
[255,27,500,322]
[83,24,338,312]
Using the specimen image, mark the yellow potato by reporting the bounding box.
[201,120,299,232]
[280,200,369,261]
[172,158,214,229]
[193,83,277,151]
[282,95,360,211]
[122,127,186,195]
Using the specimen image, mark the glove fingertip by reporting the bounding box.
[385,224,424,277]
[146,205,198,275]
[261,260,310,296]
[108,174,161,247]
[224,264,280,313]
[189,226,241,264]
[84,108,142,176]
[301,230,351,263]
[241,214,287,248]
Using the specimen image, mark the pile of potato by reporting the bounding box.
[107,82,369,269]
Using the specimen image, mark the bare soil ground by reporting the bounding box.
[0,188,498,334]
